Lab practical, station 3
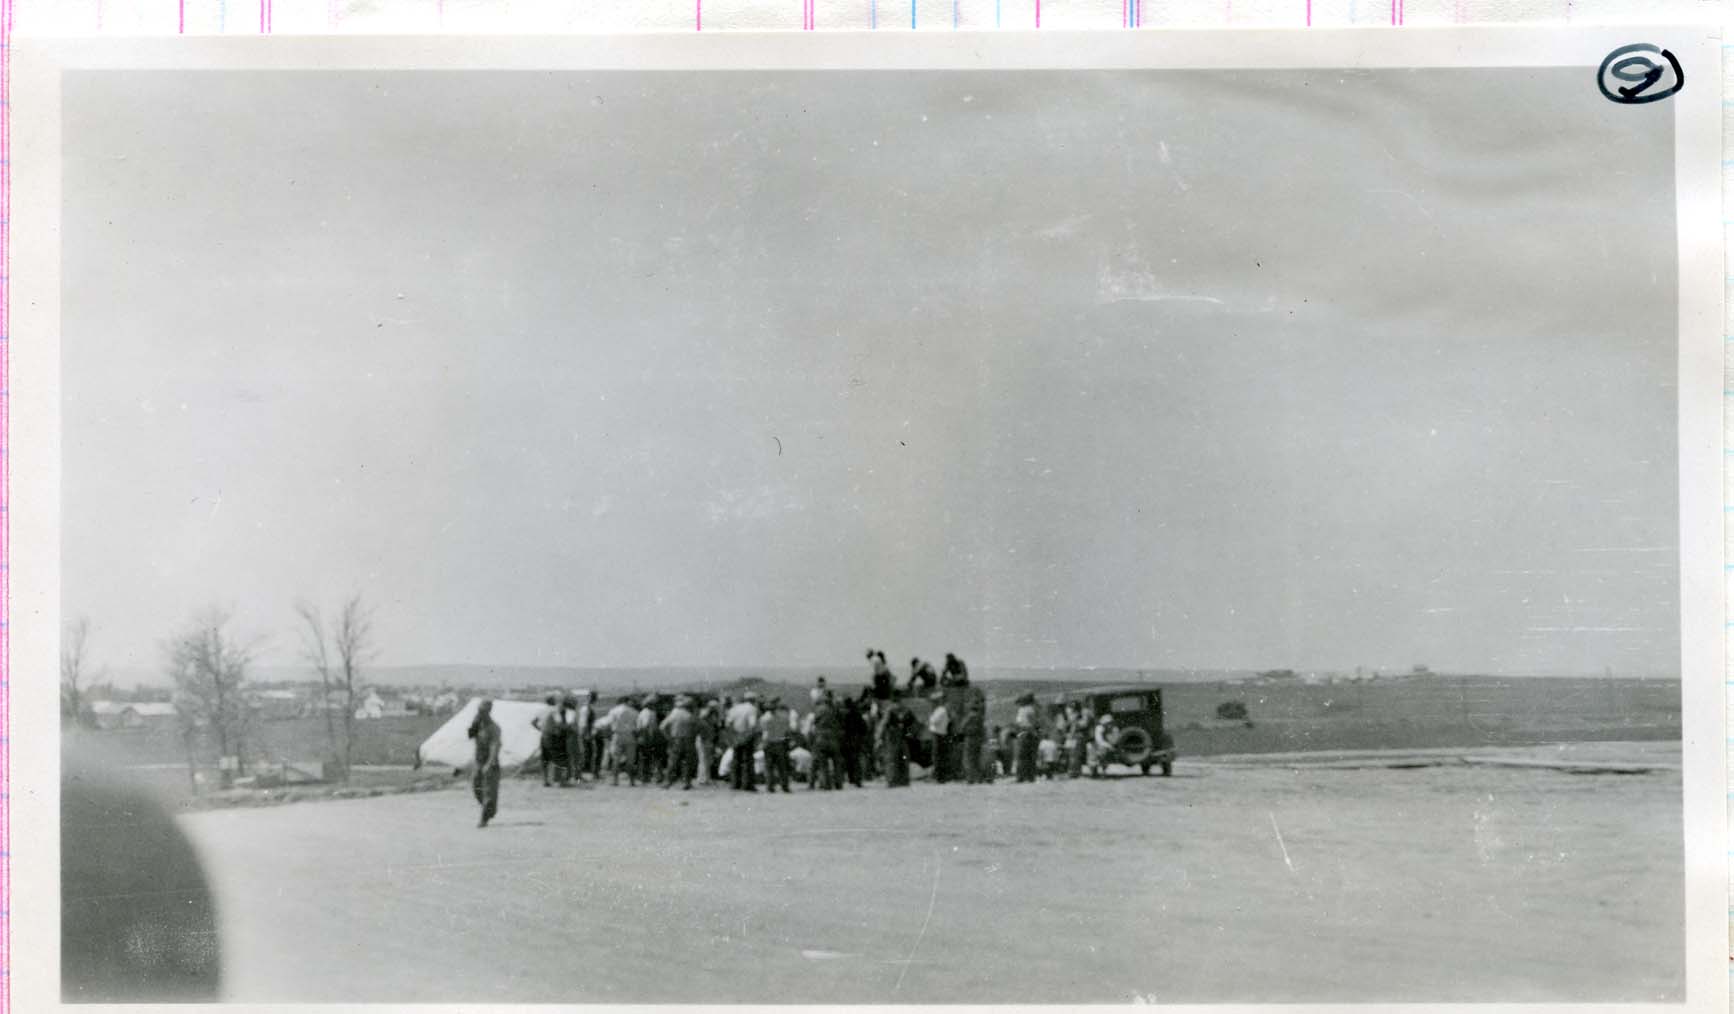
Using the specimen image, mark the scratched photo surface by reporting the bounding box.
[58,68,1681,1003]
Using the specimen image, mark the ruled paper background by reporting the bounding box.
[2,0,1729,32]
[0,2,1725,1005]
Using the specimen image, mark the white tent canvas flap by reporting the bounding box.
[416,697,546,771]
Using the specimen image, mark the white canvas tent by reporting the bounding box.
[416,697,547,772]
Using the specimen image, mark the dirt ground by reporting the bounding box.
[179,745,1683,1004]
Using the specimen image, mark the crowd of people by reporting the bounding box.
[464,650,1139,827]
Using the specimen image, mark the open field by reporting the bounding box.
[177,745,1682,1004]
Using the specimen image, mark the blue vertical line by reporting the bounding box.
[872,0,877,27]
[911,0,916,27]
[995,0,1000,24]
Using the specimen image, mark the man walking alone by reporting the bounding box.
[468,700,502,828]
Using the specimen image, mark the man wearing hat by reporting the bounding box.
[466,699,502,827]
[1014,692,1041,783]
[725,692,761,791]
[695,698,723,785]
[809,691,844,790]
[606,695,640,787]
[959,695,987,785]
[531,693,565,787]
[659,696,699,790]
[572,690,599,782]
[759,696,793,793]
[879,695,915,788]
[634,696,661,785]
[926,692,953,784]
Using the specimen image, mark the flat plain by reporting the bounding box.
[180,742,1682,1004]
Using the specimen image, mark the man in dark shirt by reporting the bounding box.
[908,657,938,695]
[468,700,503,828]
[809,692,844,790]
[869,649,894,700]
[840,697,869,787]
[940,653,970,688]
[531,693,563,787]
[879,697,914,787]
[959,697,987,784]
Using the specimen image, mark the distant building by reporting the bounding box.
[354,691,386,721]
[89,700,179,731]
[253,689,305,721]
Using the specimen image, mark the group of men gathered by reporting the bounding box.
[464,650,1137,827]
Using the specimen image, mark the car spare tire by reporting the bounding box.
[1115,727,1154,764]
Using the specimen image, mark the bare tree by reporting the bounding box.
[61,616,95,727]
[164,608,255,790]
[296,594,375,783]
[295,599,343,780]
[334,595,375,780]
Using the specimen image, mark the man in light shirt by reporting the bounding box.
[725,693,762,792]
[659,696,698,790]
[926,694,952,784]
[635,697,660,784]
[606,696,639,787]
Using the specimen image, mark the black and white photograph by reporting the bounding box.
[15,29,1723,1009]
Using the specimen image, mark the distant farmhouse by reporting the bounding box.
[89,700,178,731]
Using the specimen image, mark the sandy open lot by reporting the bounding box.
[180,747,1682,1004]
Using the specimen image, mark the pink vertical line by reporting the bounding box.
[179,0,185,32]
[0,0,11,1007]
[695,0,701,29]
[1034,0,1039,26]
[1305,0,1311,24]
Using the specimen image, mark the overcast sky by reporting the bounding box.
[62,68,1678,677]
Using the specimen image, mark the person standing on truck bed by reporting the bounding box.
[869,649,894,700]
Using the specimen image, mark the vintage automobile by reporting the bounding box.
[1082,687,1177,776]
